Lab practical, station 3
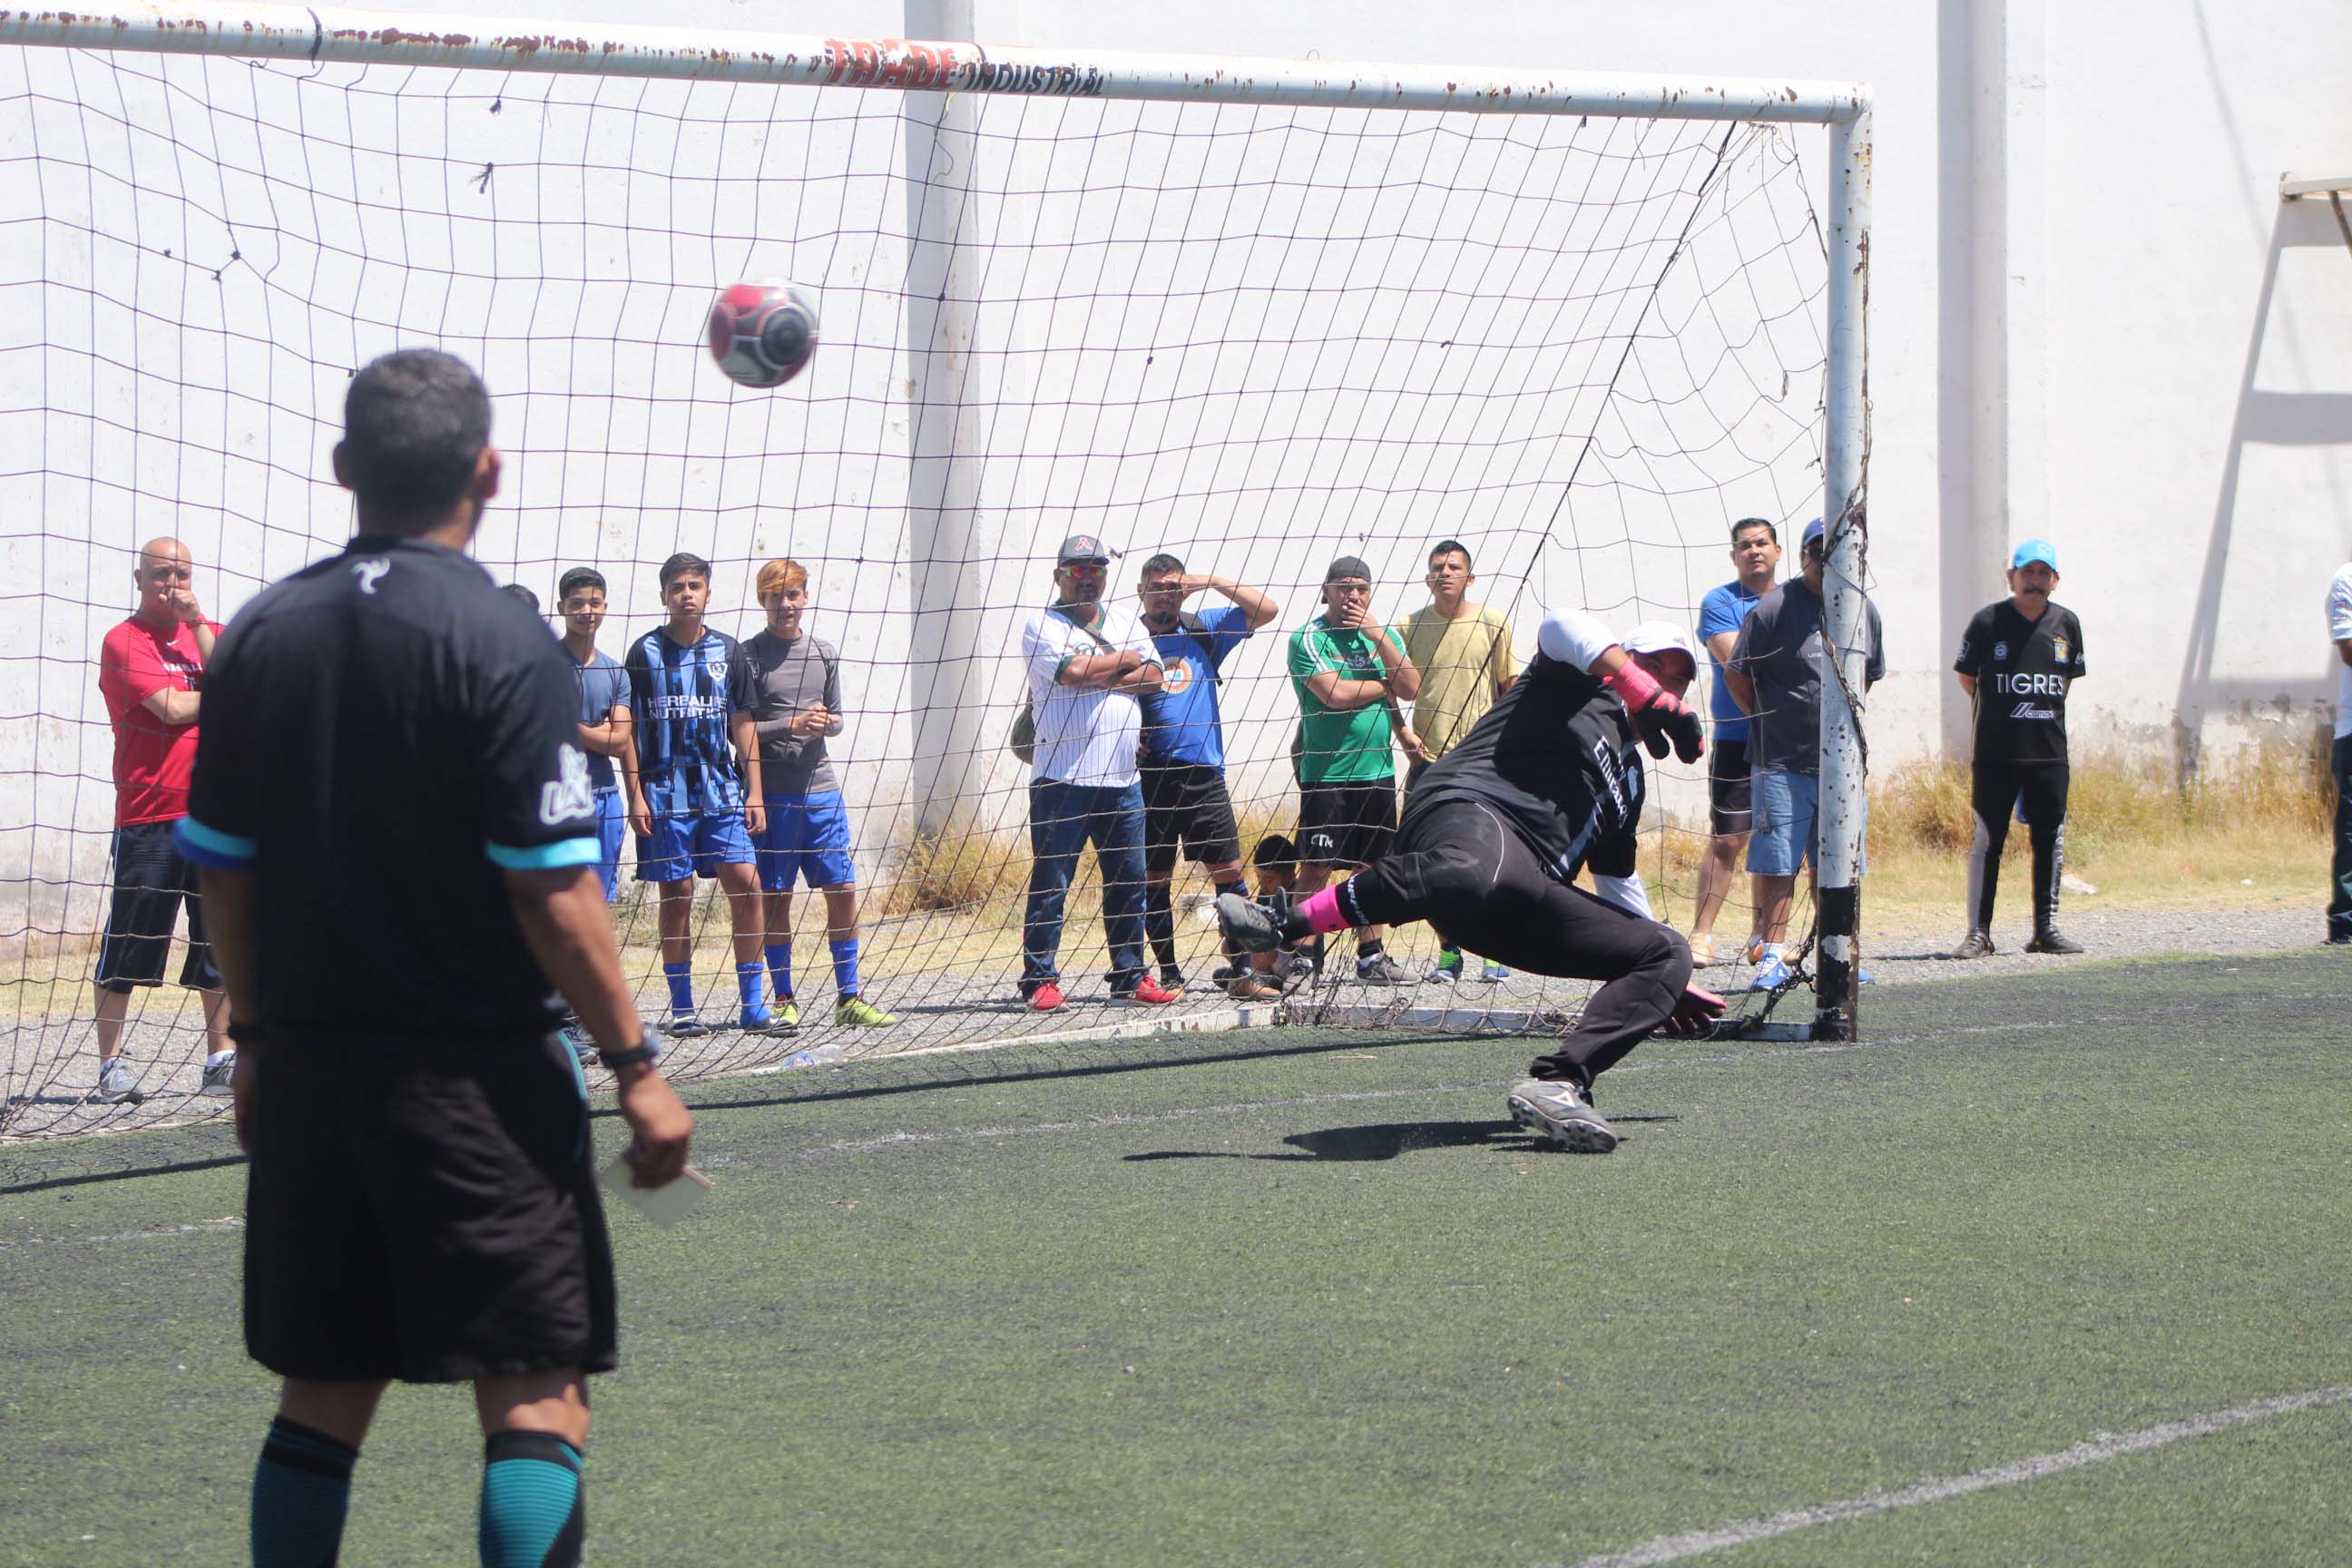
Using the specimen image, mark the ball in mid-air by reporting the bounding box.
[707,279,819,388]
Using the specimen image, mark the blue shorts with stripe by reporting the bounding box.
[635,808,756,884]
[756,791,857,892]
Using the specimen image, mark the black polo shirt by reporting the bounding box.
[1954,599,2087,767]
[177,535,600,1034]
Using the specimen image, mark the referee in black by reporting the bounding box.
[175,349,691,1568]
[1952,538,2088,957]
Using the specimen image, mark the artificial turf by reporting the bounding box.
[3,951,2347,1565]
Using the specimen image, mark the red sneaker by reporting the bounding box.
[1029,982,1065,1012]
[1122,975,1180,1005]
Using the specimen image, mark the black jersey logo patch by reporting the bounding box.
[2050,636,2070,662]
[1992,640,2010,662]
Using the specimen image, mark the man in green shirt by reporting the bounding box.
[1288,555,1421,985]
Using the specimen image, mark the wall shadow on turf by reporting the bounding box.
[1131,1119,1553,1161]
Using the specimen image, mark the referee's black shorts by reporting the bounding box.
[243,1033,617,1384]
[1141,761,1242,877]
[1299,779,1397,869]
[93,818,220,993]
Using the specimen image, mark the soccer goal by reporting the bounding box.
[0,3,1869,1142]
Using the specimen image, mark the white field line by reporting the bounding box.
[1558,1385,2352,1568]
[0,1217,243,1249]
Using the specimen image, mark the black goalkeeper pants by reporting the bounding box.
[1967,762,2069,933]
[1341,798,1690,1089]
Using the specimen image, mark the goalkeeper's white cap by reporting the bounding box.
[1623,620,1697,664]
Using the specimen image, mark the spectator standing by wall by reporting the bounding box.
[1688,517,1780,968]
[2328,555,2352,945]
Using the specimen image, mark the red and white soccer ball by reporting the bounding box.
[707,279,819,389]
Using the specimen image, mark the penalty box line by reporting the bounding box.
[1558,1384,2352,1568]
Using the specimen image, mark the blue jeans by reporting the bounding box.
[1024,778,1148,992]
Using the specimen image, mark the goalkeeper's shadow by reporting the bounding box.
[1123,1114,1679,1163]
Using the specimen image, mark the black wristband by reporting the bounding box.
[597,1043,658,1071]
[226,1021,267,1045]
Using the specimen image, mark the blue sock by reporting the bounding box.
[764,942,793,999]
[251,1415,358,1568]
[829,937,861,998]
[736,961,766,1012]
[479,1430,584,1568]
[662,961,693,1016]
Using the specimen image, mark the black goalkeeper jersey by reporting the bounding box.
[1954,599,2087,767]
[1402,649,1644,884]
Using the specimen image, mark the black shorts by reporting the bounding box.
[93,819,219,993]
[1708,738,1754,836]
[1142,762,1242,877]
[243,1034,617,1384]
[1299,779,1397,869]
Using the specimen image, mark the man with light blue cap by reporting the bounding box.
[1951,537,2087,957]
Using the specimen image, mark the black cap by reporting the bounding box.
[1324,555,1373,584]
[1055,533,1112,566]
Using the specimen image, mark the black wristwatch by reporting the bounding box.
[598,1042,659,1071]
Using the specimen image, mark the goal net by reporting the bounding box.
[0,12,1866,1143]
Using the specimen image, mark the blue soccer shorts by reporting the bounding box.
[635,806,756,884]
[756,791,858,892]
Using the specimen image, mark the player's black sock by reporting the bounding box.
[480,1429,585,1568]
[1142,881,1178,971]
[251,1415,358,1567]
[1357,936,1385,961]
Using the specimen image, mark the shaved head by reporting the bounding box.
[132,536,200,625]
[138,536,191,570]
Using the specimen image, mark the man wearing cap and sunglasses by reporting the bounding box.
[1222,611,1722,1152]
[1016,534,1177,1012]
[1951,539,2087,957]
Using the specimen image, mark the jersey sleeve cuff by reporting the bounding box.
[485,836,603,871]
[173,816,258,867]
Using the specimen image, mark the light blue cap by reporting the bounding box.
[2010,538,2057,571]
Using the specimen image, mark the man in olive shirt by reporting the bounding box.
[1397,538,1515,982]
[1288,555,1421,985]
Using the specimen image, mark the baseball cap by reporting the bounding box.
[2010,538,2058,571]
[1324,555,1373,584]
[1800,517,1826,552]
[1055,534,1112,566]
[1623,620,1698,665]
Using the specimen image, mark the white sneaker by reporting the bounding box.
[201,1053,237,1097]
[95,1056,143,1104]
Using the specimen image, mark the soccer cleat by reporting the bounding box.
[1355,953,1413,985]
[1745,953,1794,992]
[1481,960,1511,982]
[2024,927,2084,956]
[1686,933,1717,967]
[1028,981,1066,1013]
[1157,965,1189,1000]
[738,1004,778,1034]
[665,1012,710,1039]
[2328,931,2352,947]
[1116,975,1181,1005]
[201,1053,237,1097]
[1426,948,1464,983]
[1951,930,1997,960]
[94,1056,142,1105]
[1506,1076,1619,1153]
[1225,975,1283,1002]
[834,995,896,1027]
[1215,891,1286,954]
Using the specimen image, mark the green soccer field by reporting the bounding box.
[5,952,2349,1566]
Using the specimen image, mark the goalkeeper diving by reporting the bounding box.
[1219,610,1724,1152]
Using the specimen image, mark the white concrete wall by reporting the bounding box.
[3,0,2347,948]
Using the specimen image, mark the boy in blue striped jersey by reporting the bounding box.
[623,553,773,1034]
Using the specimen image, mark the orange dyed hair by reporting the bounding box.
[756,557,808,597]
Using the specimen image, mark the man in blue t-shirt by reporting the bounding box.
[1689,516,1781,968]
[1133,553,1281,1000]
[555,566,637,905]
[624,552,772,1036]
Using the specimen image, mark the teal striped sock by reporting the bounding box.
[251,1415,358,1567]
[479,1430,584,1568]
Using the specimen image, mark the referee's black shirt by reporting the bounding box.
[176,536,601,1035]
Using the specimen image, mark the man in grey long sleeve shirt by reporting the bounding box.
[746,557,894,1029]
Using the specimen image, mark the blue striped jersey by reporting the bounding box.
[625,626,757,814]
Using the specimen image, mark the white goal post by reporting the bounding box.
[1,4,1871,1141]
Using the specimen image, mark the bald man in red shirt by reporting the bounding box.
[92,537,233,1102]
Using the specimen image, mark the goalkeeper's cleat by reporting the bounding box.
[94,1055,142,1104]
[1426,948,1465,983]
[1215,891,1285,954]
[834,995,896,1028]
[1745,952,1794,992]
[1506,1076,1618,1153]
[664,1012,709,1039]
[2024,927,2084,956]
[1951,930,1997,960]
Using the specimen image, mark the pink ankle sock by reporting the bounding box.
[1297,886,1349,935]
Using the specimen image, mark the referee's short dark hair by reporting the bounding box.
[1427,539,1472,569]
[1731,516,1777,545]
[338,349,492,512]
[557,566,608,603]
[659,553,712,591]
